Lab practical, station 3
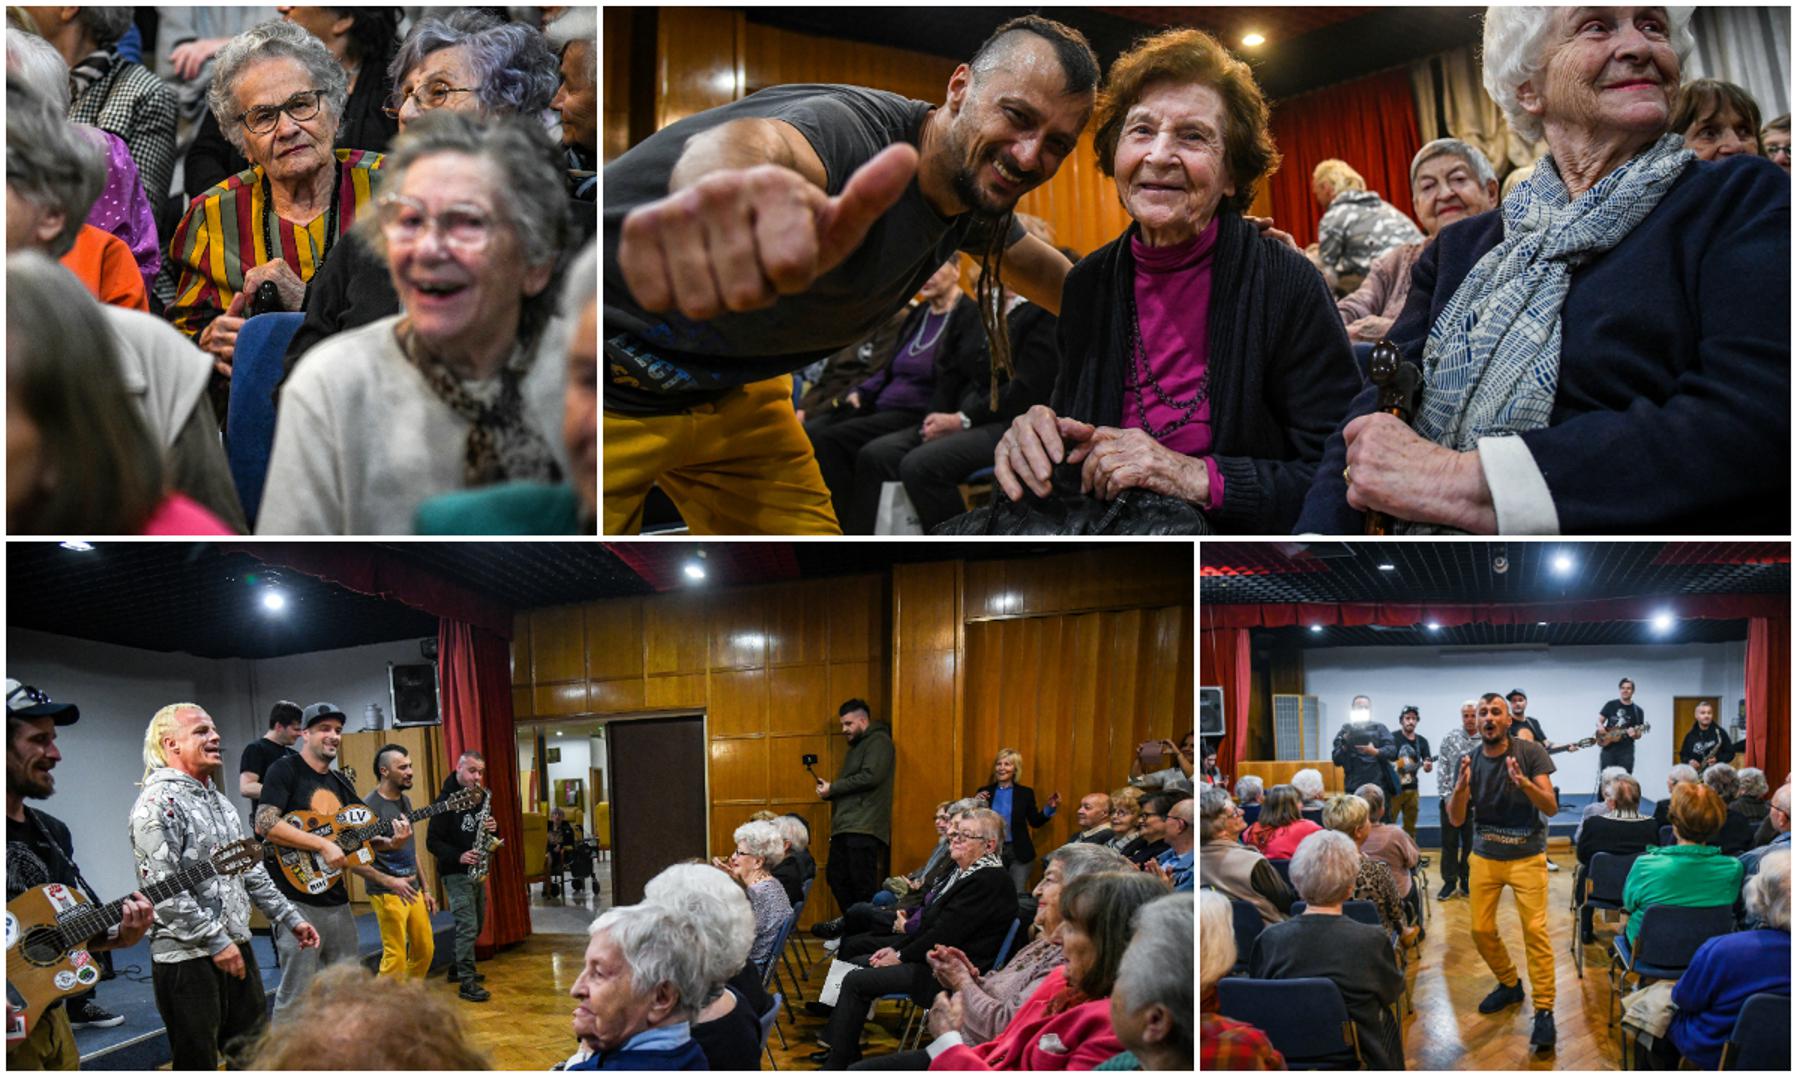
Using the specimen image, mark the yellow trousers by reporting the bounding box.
[370,892,434,980]
[6,1002,77,1070]
[603,376,840,534]
[1468,851,1555,1011]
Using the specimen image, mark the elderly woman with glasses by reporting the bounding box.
[257,110,570,533]
[166,19,384,373]
[1300,6,1789,536]
[709,819,790,972]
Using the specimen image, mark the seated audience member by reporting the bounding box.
[1197,787,1292,925]
[1105,892,1195,1071]
[1155,799,1194,891]
[167,20,385,381]
[1702,763,1756,855]
[1761,113,1790,173]
[1198,889,1281,1070]
[1240,783,1320,860]
[6,28,158,300]
[1654,764,1701,829]
[1574,773,1658,943]
[1233,775,1265,823]
[284,12,571,373]
[641,864,764,1072]
[1576,766,1631,841]
[814,808,1016,1069]
[710,820,791,972]
[260,112,571,533]
[563,902,711,1070]
[185,7,402,198]
[7,252,234,534]
[246,961,489,1068]
[922,872,1168,1070]
[805,256,982,529]
[545,805,576,897]
[816,800,975,942]
[1070,792,1117,845]
[1128,732,1195,793]
[1338,138,1498,342]
[1310,157,1424,296]
[851,843,1133,1068]
[1738,783,1790,880]
[22,6,175,211]
[545,7,598,181]
[1670,77,1763,161]
[1249,829,1404,1069]
[1105,786,1145,852]
[414,239,598,534]
[1321,793,1415,944]
[6,75,145,311]
[766,813,813,905]
[1620,782,1745,948]
[1668,849,1791,1069]
[796,307,919,422]
[1299,6,1789,536]
[1121,790,1176,869]
[975,748,1060,891]
[1290,768,1328,812]
[1732,767,1771,826]
[991,28,1358,536]
[1354,784,1419,901]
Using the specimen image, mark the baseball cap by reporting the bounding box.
[1400,705,1420,717]
[301,702,347,727]
[1508,688,1528,699]
[5,679,78,725]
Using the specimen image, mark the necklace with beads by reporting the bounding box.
[1122,284,1209,439]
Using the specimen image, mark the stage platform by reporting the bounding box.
[68,908,456,1070]
[1400,794,1649,848]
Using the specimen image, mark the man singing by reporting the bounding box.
[1447,692,1560,1054]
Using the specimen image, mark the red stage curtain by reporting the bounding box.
[439,619,531,954]
[1201,628,1251,782]
[1267,69,1425,248]
[1745,615,1791,787]
[1209,595,1785,629]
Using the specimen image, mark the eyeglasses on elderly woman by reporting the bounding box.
[376,194,495,252]
[384,79,477,120]
[235,88,325,134]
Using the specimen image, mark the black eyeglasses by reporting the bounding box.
[1766,142,1792,160]
[237,90,325,135]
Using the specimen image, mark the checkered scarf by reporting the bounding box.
[1408,134,1693,499]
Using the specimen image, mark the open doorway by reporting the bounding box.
[515,718,613,933]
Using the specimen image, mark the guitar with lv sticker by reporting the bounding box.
[273,786,480,895]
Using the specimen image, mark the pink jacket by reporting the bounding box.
[930,966,1124,1071]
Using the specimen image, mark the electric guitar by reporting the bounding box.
[6,838,262,1041]
[1597,722,1652,748]
[274,787,481,895]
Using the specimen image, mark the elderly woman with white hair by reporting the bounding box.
[1249,828,1404,1069]
[641,863,767,1070]
[1667,848,1790,1068]
[1196,889,1282,1069]
[565,902,711,1070]
[1732,767,1772,826]
[1108,892,1197,1071]
[1300,5,1789,536]
[1290,767,1327,811]
[1196,787,1292,926]
[1655,763,1701,828]
[711,819,792,971]
[1701,763,1756,855]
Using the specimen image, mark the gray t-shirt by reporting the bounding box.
[362,790,417,896]
[602,83,1023,414]
[1463,739,1556,860]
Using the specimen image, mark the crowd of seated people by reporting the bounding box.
[4,7,597,536]
[1238,783,1320,861]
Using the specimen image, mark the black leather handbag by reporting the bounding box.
[932,466,1213,536]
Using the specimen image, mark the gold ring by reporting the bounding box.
[1343,467,1352,486]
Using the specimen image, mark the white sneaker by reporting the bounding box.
[823,937,841,952]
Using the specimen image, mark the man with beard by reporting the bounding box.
[1680,701,1734,772]
[1505,688,1569,870]
[255,704,416,1019]
[603,15,1098,534]
[1595,677,1647,802]
[1389,705,1432,838]
[427,750,498,1002]
[1332,695,1397,802]
[6,680,153,1068]
[1447,692,1561,1054]
[362,744,435,981]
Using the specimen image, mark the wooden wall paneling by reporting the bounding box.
[828,660,883,724]
[827,574,883,662]
[709,586,768,670]
[768,663,830,733]
[894,562,958,655]
[1017,128,1135,259]
[766,799,836,928]
[645,673,707,710]
[707,667,769,737]
[767,733,833,803]
[742,20,954,106]
[588,678,647,715]
[586,598,645,681]
[644,591,708,675]
[531,605,588,685]
[1062,615,1104,803]
[655,7,743,129]
[890,561,962,878]
[533,681,588,718]
[511,686,533,722]
[510,612,529,683]
[603,6,634,163]
[708,737,769,804]
[767,582,828,666]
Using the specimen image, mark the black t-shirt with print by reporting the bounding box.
[1464,739,1556,860]
[1598,699,1645,766]
[259,755,363,907]
[238,736,297,817]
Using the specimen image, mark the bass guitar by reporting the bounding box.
[274,787,481,895]
[6,838,262,1041]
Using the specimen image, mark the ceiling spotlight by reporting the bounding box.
[1242,31,1265,46]
[1651,611,1675,633]
[58,541,94,552]
[683,561,706,581]
[1426,622,1442,631]
[1377,563,1396,572]
[1552,553,1574,574]
[1537,621,1549,626]
[261,590,287,612]
[1310,624,1323,633]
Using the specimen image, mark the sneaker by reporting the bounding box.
[1458,883,1471,898]
[804,1000,835,1019]
[810,918,845,938]
[1437,882,1457,901]
[66,999,124,1029]
[822,937,841,953]
[1546,858,1561,872]
[1477,980,1525,1014]
[1530,1008,1556,1051]
[459,979,491,1002]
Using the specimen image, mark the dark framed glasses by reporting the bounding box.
[237,90,325,135]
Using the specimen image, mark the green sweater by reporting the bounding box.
[827,723,895,843]
[1620,843,1745,945]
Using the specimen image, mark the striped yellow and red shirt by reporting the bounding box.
[167,147,382,339]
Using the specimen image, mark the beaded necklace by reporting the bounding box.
[259,157,342,277]
[1122,283,1209,440]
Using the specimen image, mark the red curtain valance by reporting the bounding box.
[222,543,514,638]
[1204,595,1786,629]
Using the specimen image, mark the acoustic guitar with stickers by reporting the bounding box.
[5,837,263,1042]
[273,787,482,895]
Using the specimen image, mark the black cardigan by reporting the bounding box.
[940,301,1060,426]
[976,781,1055,864]
[896,864,1016,968]
[1053,212,1361,533]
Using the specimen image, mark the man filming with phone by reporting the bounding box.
[812,699,895,914]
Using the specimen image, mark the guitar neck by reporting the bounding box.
[54,859,223,946]
[342,795,466,847]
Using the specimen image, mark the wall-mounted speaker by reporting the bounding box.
[389,662,441,727]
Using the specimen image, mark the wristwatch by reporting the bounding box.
[956,411,972,429]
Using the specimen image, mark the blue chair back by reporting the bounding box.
[963,466,997,484]
[225,311,304,526]
[758,990,782,1066]
[1269,858,1293,893]
[760,910,797,985]
[1631,904,1735,974]
[1300,808,1324,826]
[1724,992,1790,1069]
[1217,976,1360,1067]
[1241,803,1262,826]
[1229,897,1262,972]
[1659,824,1676,847]
[1585,851,1641,905]
[989,917,1021,972]
[1289,899,1381,926]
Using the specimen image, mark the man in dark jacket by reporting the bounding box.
[816,699,895,914]
[813,807,1017,1068]
[1333,696,1398,797]
[425,749,495,1002]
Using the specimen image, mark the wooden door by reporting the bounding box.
[1670,696,1722,767]
[606,714,708,906]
